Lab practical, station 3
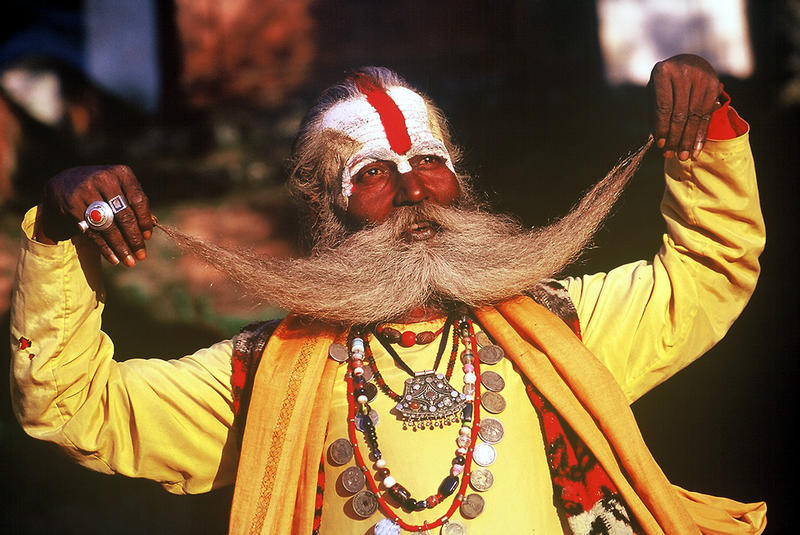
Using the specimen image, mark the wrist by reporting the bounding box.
[34,206,76,244]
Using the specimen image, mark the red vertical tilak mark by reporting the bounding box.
[350,73,412,155]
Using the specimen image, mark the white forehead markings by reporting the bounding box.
[321,86,453,197]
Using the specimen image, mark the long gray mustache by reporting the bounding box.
[156,137,652,325]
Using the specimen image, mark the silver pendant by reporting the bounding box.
[441,520,467,534]
[375,518,402,535]
[395,371,466,428]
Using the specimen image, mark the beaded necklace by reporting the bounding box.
[346,317,482,534]
[367,317,458,405]
[376,323,447,347]
[371,315,454,380]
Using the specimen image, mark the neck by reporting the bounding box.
[394,304,446,324]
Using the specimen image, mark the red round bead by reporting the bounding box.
[400,331,417,347]
[90,209,103,223]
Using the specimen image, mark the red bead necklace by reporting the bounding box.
[366,320,459,404]
[345,317,483,533]
[377,323,447,347]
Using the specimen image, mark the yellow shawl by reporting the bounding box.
[228,296,766,534]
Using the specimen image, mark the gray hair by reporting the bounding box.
[287,67,473,251]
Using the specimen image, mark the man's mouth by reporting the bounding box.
[406,221,438,241]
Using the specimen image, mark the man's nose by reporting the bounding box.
[394,170,427,206]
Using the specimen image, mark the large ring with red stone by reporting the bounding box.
[84,201,115,231]
[84,195,128,231]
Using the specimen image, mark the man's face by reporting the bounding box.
[346,153,460,239]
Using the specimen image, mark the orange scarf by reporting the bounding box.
[229,297,766,534]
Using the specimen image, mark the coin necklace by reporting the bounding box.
[469,328,507,496]
[345,317,483,534]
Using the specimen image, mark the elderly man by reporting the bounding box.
[10,54,765,534]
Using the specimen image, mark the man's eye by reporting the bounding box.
[357,165,387,182]
[418,155,441,167]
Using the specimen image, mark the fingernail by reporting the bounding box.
[109,255,120,265]
[692,141,703,159]
[657,138,666,149]
[124,255,136,267]
[135,249,146,260]
[664,150,674,159]
[143,230,152,240]
[679,150,690,161]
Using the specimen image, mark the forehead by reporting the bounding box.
[320,86,444,145]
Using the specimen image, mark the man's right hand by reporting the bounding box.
[37,165,153,266]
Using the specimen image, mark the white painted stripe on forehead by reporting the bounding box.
[321,86,453,197]
[321,86,431,140]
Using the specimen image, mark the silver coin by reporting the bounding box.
[481,370,505,392]
[363,381,378,402]
[361,363,374,383]
[480,391,506,414]
[341,465,366,494]
[440,520,467,535]
[459,493,485,519]
[328,343,349,362]
[472,442,497,467]
[351,489,378,518]
[475,330,491,348]
[328,438,354,465]
[477,417,505,444]
[376,519,402,535]
[469,467,494,492]
[477,344,504,365]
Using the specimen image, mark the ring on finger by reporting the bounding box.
[85,201,115,231]
[108,194,128,214]
[84,195,128,231]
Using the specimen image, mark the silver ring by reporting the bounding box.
[77,220,89,233]
[85,201,115,231]
[108,194,128,214]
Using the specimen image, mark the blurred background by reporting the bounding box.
[1,0,796,533]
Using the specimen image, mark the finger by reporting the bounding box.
[106,196,147,261]
[651,64,673,149]
[691,87,720,159]
[678,84,707,160]
[666,75,690,155]
[115,165,154,239]
[80,187,136,265]
[101,221,138,266]
[92,169,146,262]
[86,230,121,265]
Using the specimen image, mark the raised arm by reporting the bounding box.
[10,166,240,494]
[562,55,765,402]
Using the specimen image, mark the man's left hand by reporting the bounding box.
[649,54,722,160]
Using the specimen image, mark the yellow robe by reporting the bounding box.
[228,301,767,534]
[10,124,766,533]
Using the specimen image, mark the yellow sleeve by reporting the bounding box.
[562,123,765,403]
[9,207,239,494]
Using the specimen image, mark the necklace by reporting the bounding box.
[377,323,447,347]
[367,316,464,428]
[372,315,454,378]
[346,317,483,533]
